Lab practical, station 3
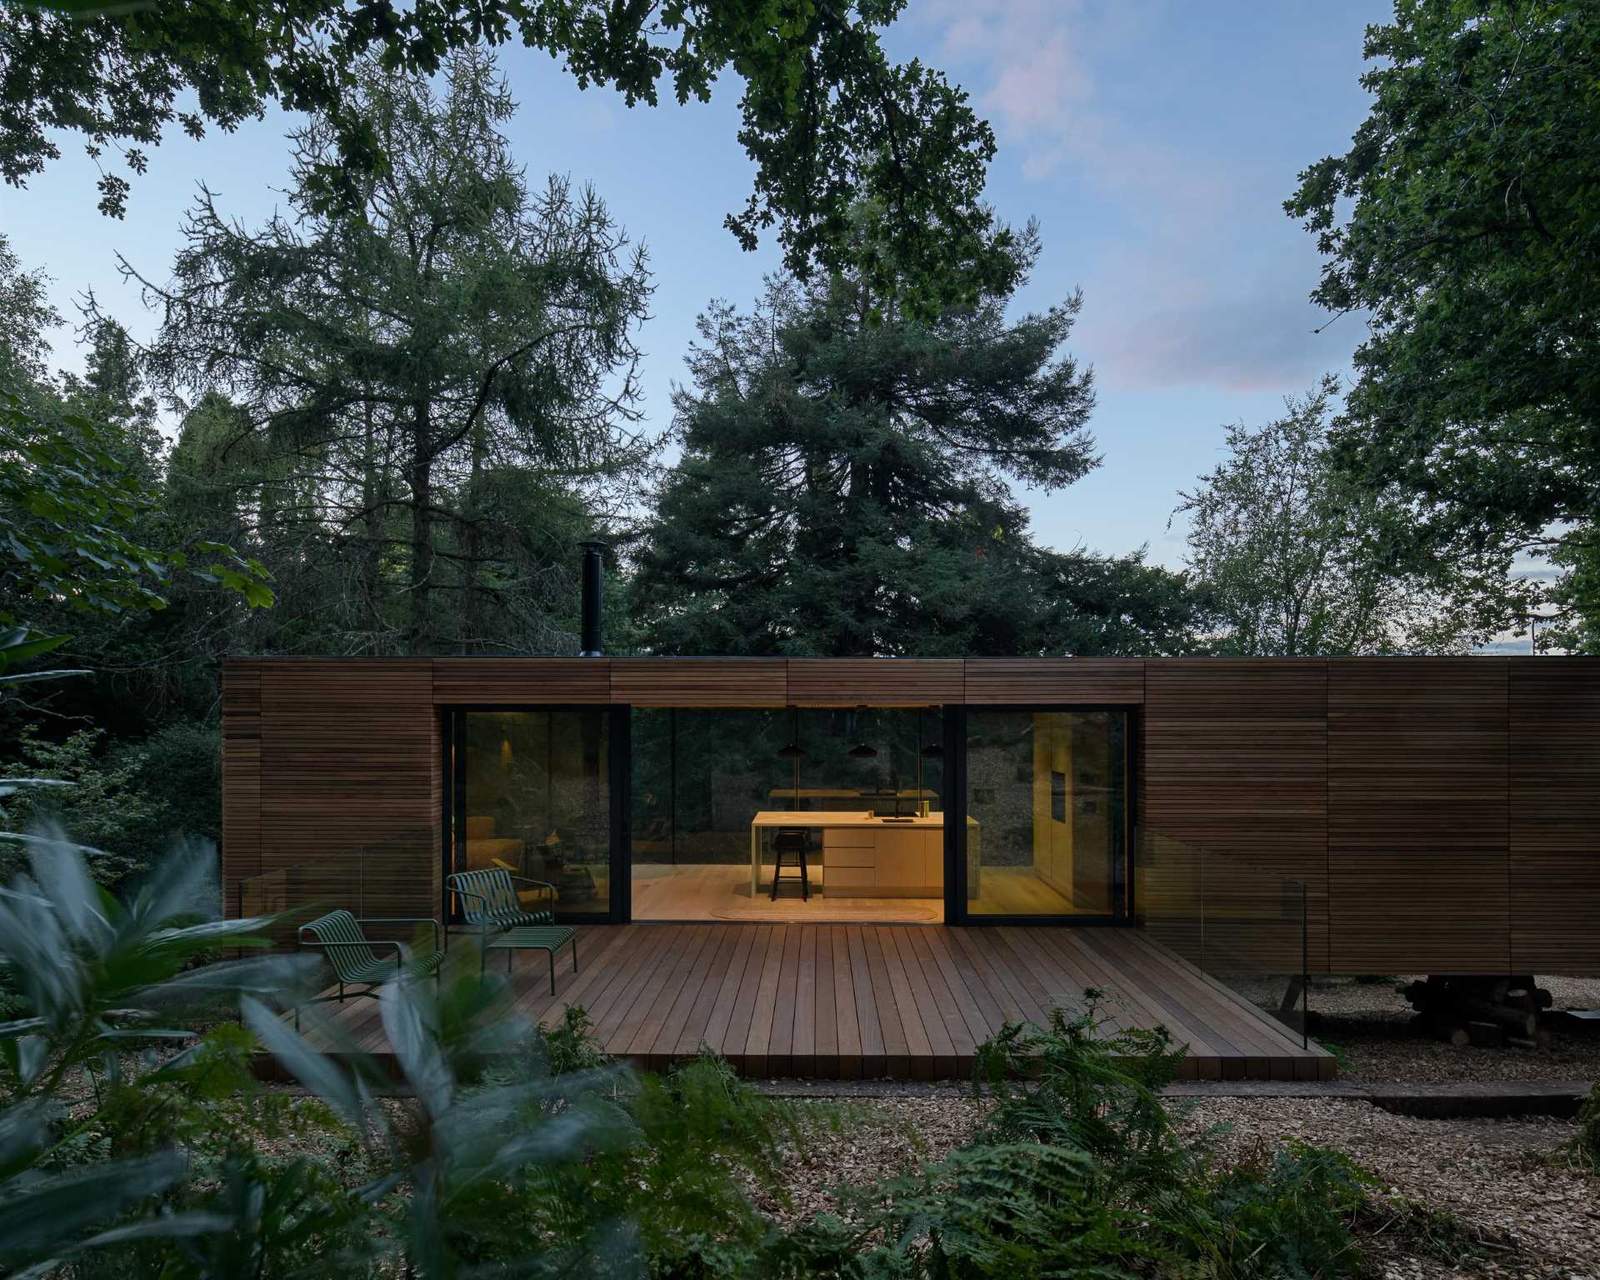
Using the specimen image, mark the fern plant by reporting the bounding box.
[0,834,311,1274]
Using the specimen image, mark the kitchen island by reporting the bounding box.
[749,810,979,898]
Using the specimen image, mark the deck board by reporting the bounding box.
[294,925,1334,1082]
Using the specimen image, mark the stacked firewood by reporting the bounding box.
[1402,975,1553,1049]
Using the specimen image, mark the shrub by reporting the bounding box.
[0,727,157,886]
[1210,1140,1372,1279]
[0,721,221,895]
[114,720,222,855]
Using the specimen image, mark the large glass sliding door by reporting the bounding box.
[629,706,946,921]
[453,709,614,920]
[958,709,1130,920]
[443,700,1130,926]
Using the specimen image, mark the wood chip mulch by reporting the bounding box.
[766,1093,1600,1280]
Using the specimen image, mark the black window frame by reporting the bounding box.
[944,703,1137,927]
[443,700,1135,927]
[444,704,629,925]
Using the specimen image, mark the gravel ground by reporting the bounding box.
[769,1093,1600,1279]
[763,1087,985,1224]
[1178,1098,1599,1280]
[1225,975,1600,1085]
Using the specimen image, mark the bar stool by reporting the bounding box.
[769,827,812,900]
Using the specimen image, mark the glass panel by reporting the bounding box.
[965,709,1126,917]
[457,710,610,917]
[630,706,944,920]
[631,707,788,884]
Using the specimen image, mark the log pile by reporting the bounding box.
[1403,975,1553,1049]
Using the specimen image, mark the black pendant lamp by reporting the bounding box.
[848,705,878,759]
[776,707,805,806]
[777,705,806,759]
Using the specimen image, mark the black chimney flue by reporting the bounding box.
[579,541,605,656]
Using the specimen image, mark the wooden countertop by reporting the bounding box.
[750,810,946,828]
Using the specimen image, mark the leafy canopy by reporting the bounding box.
[1176,377,1494,656]
[1,0,1015,314]
[1286,0,1600,645]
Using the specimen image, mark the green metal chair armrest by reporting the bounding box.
[506,875,557,900]
[446,886,505,947]
[450,885,494,923]
[298,935,405,965]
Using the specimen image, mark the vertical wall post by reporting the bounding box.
[943,703,967,925]
[1301,878,1310,1050]
[610,704,631,923]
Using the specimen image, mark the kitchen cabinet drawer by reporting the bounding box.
[824,827,876,849]
[824,846,876,869]
[824,866,876,892]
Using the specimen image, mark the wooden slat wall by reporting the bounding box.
[610,658,787,707]
[1328,659,1509,973]
[787,658,964,706]
[433,658,610,704]
[218,655,1600,976]
[1509,658,1600,972]
[426,658,1145,708]
[1140,661,1330,973]
[255,660,439,920]
[964,658,1145,704]
[220,664,262,915]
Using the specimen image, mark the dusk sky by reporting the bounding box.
[1,0,1390,570]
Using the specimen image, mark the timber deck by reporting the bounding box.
[293,924,1333,1081]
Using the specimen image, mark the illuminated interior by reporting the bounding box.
[452,704,1129,923]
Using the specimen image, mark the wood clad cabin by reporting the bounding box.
[221,655,1600,977]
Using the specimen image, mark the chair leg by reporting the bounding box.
[507,946,513,975]
[801,846,810,900]
[572,935,579,974]
[548,949,555,997]
[769,846,780,900]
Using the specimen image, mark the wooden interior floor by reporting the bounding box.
[300,924,1333,1081]
[632,863,943,922]
[630,863,1085,923]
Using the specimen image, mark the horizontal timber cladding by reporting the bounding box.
[216,655,1600,976]
[1509,658,1600,972]
[1140,661,1330,973]
[610,658,788,707]
[1328,659,1510,974]
[220,665,262,911]
[963,658,1145,704]
[253,660,439,923]
[433,658,611,704]
[786,658,965,706]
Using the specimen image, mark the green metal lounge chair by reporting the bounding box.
[297,909,443,1018]
[445,867,577,994]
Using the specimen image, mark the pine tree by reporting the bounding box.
[634,230,1201,656]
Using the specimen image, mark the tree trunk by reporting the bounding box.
[462,423,485,653]
[359,400,385,647]
[408,399,434,656]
